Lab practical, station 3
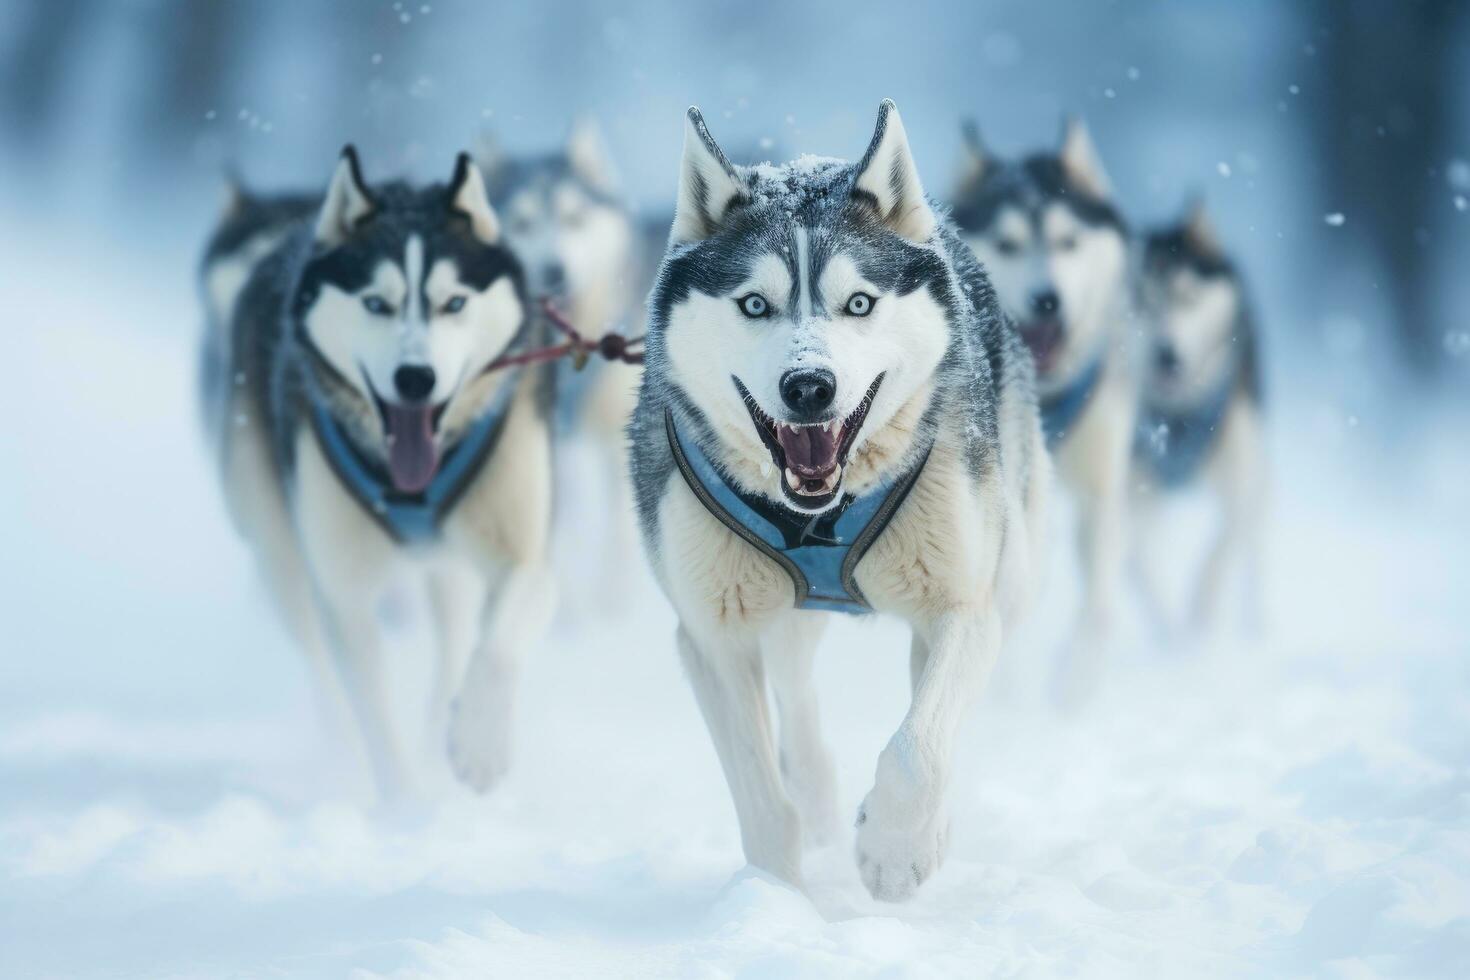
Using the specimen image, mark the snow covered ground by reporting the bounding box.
[1,227,1467,979]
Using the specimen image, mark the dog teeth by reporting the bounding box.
[823,467,841,491]
[785,468,801,490]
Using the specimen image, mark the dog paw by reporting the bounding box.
[446,694,512,793]
[853,795,949,902]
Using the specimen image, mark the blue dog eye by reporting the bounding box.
[362,295,392,316]
[845,293,875,316]
[737,293,769,318]
[442,296,467,314]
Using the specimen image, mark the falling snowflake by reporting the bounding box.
[1324,212,1346,227]
[1217,162,1232,178]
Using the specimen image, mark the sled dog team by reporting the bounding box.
[200,101,1264,901]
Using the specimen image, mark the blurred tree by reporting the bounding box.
[1317,0,1465,378]
[0,0,99,147]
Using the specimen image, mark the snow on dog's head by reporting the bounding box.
[648,101,953,514]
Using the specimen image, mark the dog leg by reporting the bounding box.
[857,610,997,901]
[1128,490,1179,644]
[1054,486,1125,707]
[908,632,930,695]
[679,623,802,885]
[447,561,555,792]
[427,562,491,751]
[762,613,838,849]
[317,587,411,803]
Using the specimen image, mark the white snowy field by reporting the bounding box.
[1,228,1468,980]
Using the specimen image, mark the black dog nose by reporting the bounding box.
[1155,343,1181,377]
[779,368,836,418]
[1030,289,1061,317]
[394,364,436,402]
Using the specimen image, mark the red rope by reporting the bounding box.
[482,299,645,375]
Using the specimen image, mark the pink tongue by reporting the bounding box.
[776,424,841,478]
[1022,319,1063,372]
[385,403,439,493]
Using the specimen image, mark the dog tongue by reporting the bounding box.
[1022,319,1064,372]
[385,403,438,493]
[776,423,840,478]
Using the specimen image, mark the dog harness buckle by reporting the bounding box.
[665,408,930,614]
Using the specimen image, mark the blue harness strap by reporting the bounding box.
[665,409,930,614]
[309,380,517,545]
[1039,357,1104,450]
[1134,378,1235,488]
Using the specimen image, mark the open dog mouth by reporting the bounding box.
[367,386,449,495]
[734,373,884,510]
[1018,318,1065,374]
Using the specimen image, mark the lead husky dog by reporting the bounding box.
[950,118,1134,702]
[629,101,1046,900]
[1133,202,1265,633]
[205,147,555,799]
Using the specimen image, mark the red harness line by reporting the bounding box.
[482,299,645,374]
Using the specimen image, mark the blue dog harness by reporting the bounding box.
[665,409,930,614]
[309,380,517,544]
[1039,358,1104,450]
[1133,378,1235,488]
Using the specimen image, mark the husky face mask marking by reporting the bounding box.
[659,104,950,514]
[952,117,1127,386]
[1138,203,1245,407]
[297,149,525,493]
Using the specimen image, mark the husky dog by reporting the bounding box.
[1132,202,1265,632]
[950,118,1134,700]
[629,101,1046,900]
[482,120,646,432]
[205,147,555,799]
[482,121,653,601]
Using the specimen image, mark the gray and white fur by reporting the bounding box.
[629,101,1046,900]
[481,120,654,605]
[950,117,1136,706]
[203,147,556,801]
[1132,202,1266,635]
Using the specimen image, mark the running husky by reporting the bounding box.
[629,102,1046,900]
[204,147,555,799]
[481,120,653,435]
[951,118,1134,701]
[1132,202,1265,633]
[482,121,654,601]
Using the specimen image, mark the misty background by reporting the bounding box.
[1,3,1469,976]
[3,0,1469,404]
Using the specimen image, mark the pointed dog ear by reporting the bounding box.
[671,107,746,244]
[1182,197,1223,260]
[567,116,620,195]
[1058,116,1113,200]
[315,145,376,246]
[448,153,500,244]
[853,100,936,243]
[955,117,990,196]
